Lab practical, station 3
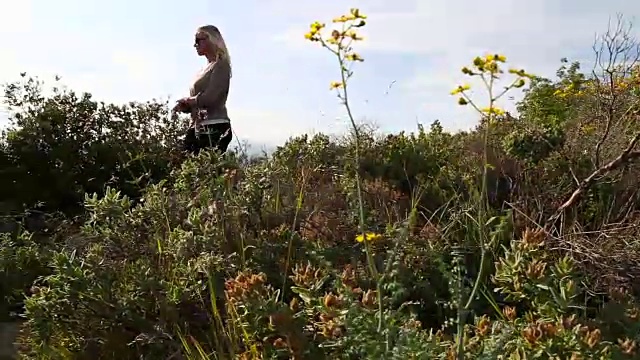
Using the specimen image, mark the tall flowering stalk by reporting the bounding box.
[304,9,386,331]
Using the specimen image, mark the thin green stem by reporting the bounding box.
[332,27,384,332]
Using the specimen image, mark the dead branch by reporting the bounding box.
[546,129,640,229]
[591,14,640,168]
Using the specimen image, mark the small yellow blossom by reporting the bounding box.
[304,21,326,41]
[345,30,364,41]
[508,68,535,79]
[461,67,475,75]
[450,84,471,95]
[350,8,367,19]
[330,81,344,89]
[481,107,505,115]
[333,14,356,23]
[326,37,340,45]
[346,53,364,62]
[485,54,507,63]
[355,232,382,243]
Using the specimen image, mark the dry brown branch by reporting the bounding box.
[546,129,640,229]
[591,14,640,168]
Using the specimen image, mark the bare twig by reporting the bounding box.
[546,129,640,229]
[592,15,640,168]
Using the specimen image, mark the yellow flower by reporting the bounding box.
[345,30,364,41]
[450,84,471,95]
[484,61,500,73]
[481,106,505,115]
[485,54,507,63]
[330,81,344,89]
[461,67,475,75]
[304,21,325,42]
[355,232,382,243]
[350,8,367,19]
[508,68,535,79]
[473,56,486,69]
[326,37,340,45]
[332,15,355,23]
[514,78,526,88]
[346,53,364,62]
[310,21,325,31]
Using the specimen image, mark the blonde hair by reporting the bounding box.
[197,25,232,75]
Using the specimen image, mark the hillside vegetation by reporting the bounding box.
[1,9,640,360]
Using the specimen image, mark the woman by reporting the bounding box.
[174,25,233,155]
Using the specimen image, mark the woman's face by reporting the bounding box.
[194,32,210,56]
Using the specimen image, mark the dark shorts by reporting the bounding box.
[183,122,233,155]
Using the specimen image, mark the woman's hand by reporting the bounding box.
[178,96,197,107]
[172,97,196,113]
[171,101,184,113]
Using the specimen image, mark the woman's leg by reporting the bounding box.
[197,123,233,154]
[183,127,199,154]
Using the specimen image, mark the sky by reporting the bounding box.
[1,0,639,149]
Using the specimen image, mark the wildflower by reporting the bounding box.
[323,292,340,308]
[304,21,325,41]
[461,66,474,75]
[320,320,343,338]
[484,60,500,74]
[345,53,364,62]
[521,228,545,248]
[583,328,602,349]
[450,84,471,95]
[618,338,637,356]
[508,68,535,79]
[458,97,468,105]
[326,37,340,46]
[475,315,491,337]
[522,324,542,345]
[333,15,354,23]
[345,30,364,41]
[355,232,382,242]
[339,264,357,289]
[481,106,505,116]
[514,78,526,88]
[502,306,516,321]
[525,259,546,280]
[473,56,486,68]
[330,81,343,89]
[486,53,507,63]
[361,289,377,309]
[350,8,367,19]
